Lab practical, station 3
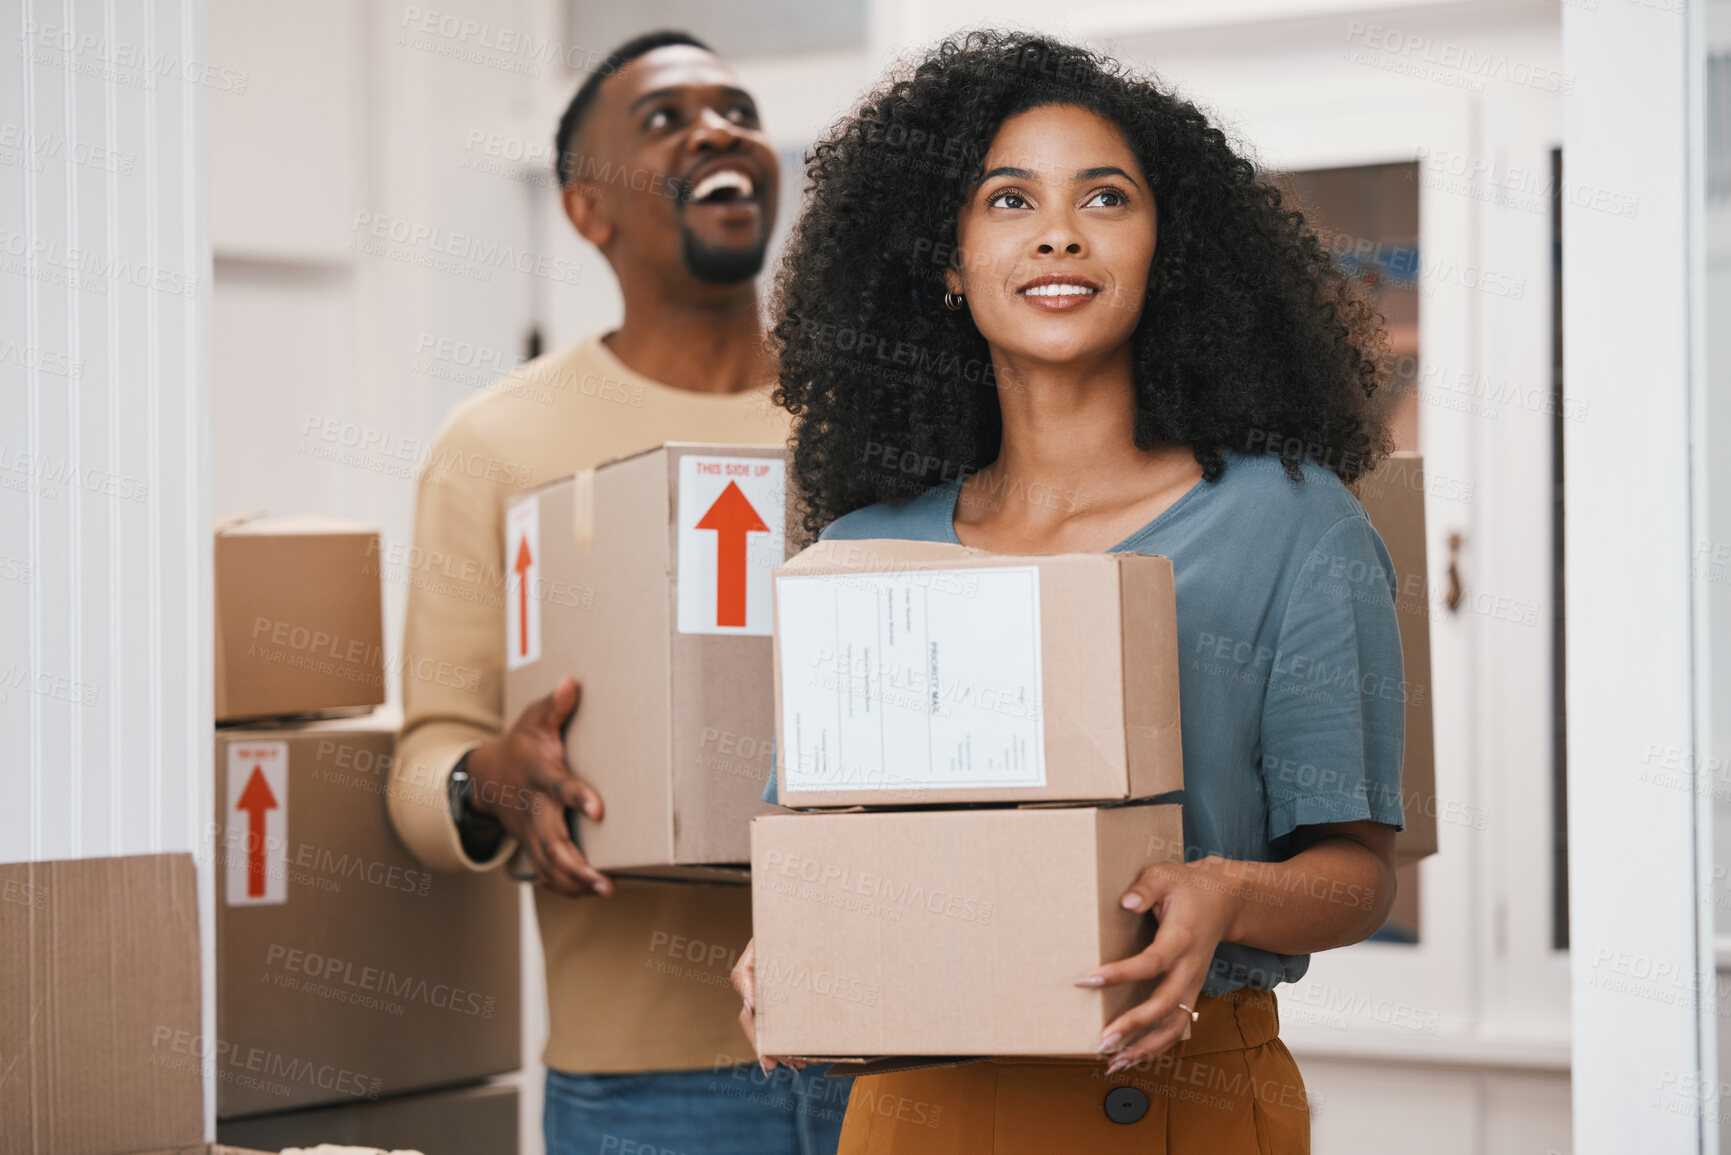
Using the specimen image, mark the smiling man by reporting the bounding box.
[386,31,848,1155]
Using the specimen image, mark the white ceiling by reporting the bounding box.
[570,0,867,62]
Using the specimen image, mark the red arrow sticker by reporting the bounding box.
[513,534,534,656]
[235,767,279,898]
[696,480,770,627]
[506,496,541,669]
[677,454,786,636]
[225,741,287,906]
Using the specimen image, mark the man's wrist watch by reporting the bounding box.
[449,753,504,834]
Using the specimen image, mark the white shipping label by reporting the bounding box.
[225,741,288,906]
[777,566,1046,792]
[505,496,541,670]
[677,454,786,635]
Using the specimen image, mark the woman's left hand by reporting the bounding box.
[1076,858,1240,1074]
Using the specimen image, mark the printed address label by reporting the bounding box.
[776,565,1046,792]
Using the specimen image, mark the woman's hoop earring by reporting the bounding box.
[943,291,965,312]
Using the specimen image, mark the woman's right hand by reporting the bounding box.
[731,939,803,1073]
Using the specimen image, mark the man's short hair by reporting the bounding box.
[554,29,714,187]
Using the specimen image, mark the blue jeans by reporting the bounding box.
[545,1063,852,1155]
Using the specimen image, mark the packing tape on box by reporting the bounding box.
[572,467,596,555]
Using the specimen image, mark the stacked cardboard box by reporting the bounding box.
[752,452,1437,1060]
[210,516,519,1137]
[755,542,1188,1060]
[0,852,285,1155]
[0,851,486,1154]
[1351,451,1438,867]
[211,710,520,1119]
[214,515,386,724]
[502,443,793,879]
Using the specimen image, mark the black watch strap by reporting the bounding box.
[450,752,506,861]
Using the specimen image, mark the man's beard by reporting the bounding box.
[681,225,768,285]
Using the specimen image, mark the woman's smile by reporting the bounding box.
[1017,272,1103,312]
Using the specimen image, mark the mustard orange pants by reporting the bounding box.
[834,989,1308,1153]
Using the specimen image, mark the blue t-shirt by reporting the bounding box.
[765,450,1407,994]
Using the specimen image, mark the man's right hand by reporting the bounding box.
[464,675,613,897]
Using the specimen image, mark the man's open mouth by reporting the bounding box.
[685,168,756,205]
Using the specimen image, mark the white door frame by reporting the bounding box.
[1564,1,1709,1150]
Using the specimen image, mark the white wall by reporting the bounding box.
[0,0,212,868]
[1708,6,1731,1155]
[0,0,215,1134]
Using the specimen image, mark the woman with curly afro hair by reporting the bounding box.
[733,30,1408,1154]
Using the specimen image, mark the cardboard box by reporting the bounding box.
[217,1081,518,1155]
[215,515,385,723]
[502,443,791,877]
[212,711,519,1118]
[772,541,1184,808]
[750,803,1182,1058]
[1353,452,1437,865]
[0,853,206,1155]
